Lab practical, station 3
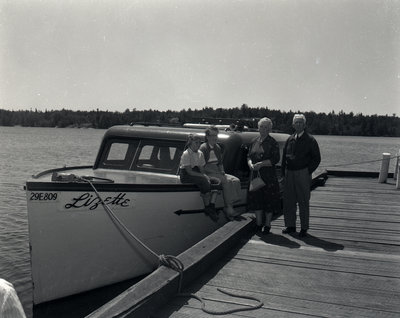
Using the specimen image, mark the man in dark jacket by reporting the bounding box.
[282,114,321,237]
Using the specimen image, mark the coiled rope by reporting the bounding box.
[158,256,263,315]
[177,288,263,315]
[79,176,263,315]
[319,154,399,168]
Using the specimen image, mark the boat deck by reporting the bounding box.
[153,174,400,317]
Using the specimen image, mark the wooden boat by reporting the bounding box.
[25,124,289,304]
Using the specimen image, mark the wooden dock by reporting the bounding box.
[88,172,400,318]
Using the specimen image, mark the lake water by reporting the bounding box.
[0,126,399,317]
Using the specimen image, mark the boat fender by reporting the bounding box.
[51,172,79,182]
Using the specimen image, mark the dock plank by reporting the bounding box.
[236,242,400,278]
[154,175,400,318]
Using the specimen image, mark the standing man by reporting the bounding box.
[282,114,321,237]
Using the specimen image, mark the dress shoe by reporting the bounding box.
[262,226,271,235]
[282,227,296,234]
[224,206,238,221]
[299,229,308,237]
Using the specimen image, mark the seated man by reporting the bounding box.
[200,126,242,220]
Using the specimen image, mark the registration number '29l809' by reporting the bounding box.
[30,192,58,201]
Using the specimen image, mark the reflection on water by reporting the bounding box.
[0,126,399,317]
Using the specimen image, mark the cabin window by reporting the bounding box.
[134,141,184,174]
[107,143,129,161]
[98,140,138,170]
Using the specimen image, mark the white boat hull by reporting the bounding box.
[27,187,246,304]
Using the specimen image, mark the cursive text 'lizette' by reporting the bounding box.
[65,192,130,211]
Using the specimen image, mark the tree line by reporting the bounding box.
[0,105,399,137]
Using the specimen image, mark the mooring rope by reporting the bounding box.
[319,154,399,168]
[80,176,159,261]
[158,256,264,315]
[79,176,263,316]
[177,288,264,315]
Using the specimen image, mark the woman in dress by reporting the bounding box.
[200,126,242,220]
[247,117,281,234]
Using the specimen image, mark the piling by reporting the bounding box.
[394,150,399,180]
[378,153,391,183]
[397,165,400,190]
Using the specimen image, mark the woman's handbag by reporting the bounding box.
[249,170,265,192]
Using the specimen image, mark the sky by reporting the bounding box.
[0,0,399,116]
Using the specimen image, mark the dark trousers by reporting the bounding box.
[180,167,220,193]
[283,168,311,230]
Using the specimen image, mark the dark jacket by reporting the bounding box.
[199,142,223,165]
[247,135,280,183]
[282,131,321,175]
[247,135,280,166]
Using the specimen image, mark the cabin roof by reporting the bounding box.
[104,125,225,142]
[103,124,289,144]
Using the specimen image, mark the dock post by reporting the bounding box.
[397,165,400,189]
[378,153,391,183]
[394,150,399,180]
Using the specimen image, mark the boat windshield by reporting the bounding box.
[97,139,185,175]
